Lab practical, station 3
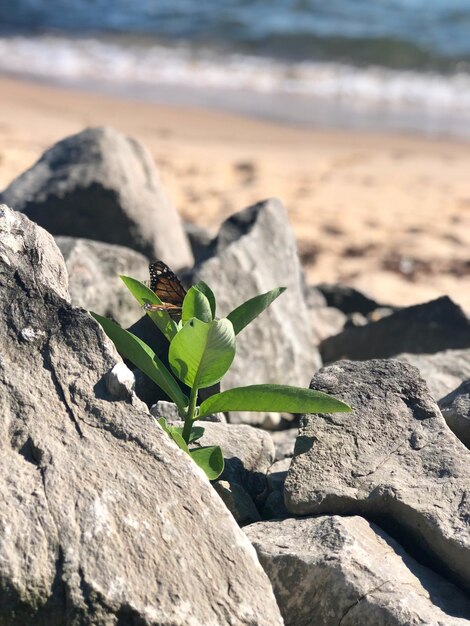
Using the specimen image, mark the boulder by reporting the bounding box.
[213,481,261,526]
[246,516,470,626]
[321,297,470,363]
[397,349,470,401]
[310,307,347,344]
[270,429,298,461]
[316,283,385,315]
[55,236,148,328]
[184,221,216,264]
[0,204,282,625]
[284,359,470,593]
[440,380,470,448]
[194,198,321,424]
[1,127,193,269]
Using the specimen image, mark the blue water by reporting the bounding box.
[0,0,469,137]
[1,0,470,70]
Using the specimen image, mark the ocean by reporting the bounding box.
[1,0,469,137]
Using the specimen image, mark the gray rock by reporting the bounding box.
[1,127,193,269]
[195,198,321,424]
[195,422,276,504]
[105,361,136,399]
[310,307,347,344]
[184,221,216,264]
[267,458,291,493]
[0,204,283,625]
[213,481,261,526]
[440,380,470,448]
[270,428,298,461]
[284,359,470,593]
[316,283,385,315]
[321,297,470,363]
[261,491,289,521]
[397,349,470,401]
[56,236,148,328]
[246,516,470,626]
[304,285,327,309]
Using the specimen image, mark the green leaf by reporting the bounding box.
[169,430,190,454]
[169,318,235,389]
[198,384,351,418]
[193,281,216,318]
[227,287,286,335]
[91,312,188,412]
[120,275,177,341]
[172,425,206,444]
[182,286,213,324]
[189,446,224,480]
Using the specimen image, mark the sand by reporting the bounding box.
[0,74,469,312]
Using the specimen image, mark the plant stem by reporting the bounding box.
[183,385,198,444]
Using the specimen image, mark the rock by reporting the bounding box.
[246,516,470,626]
[184,221,216,264]
[270,429,298,461]
[440,380,470,448]
[1,127,193,269]
[321,297,470,363]
[0,204,282,625]
[284,359,470,593]
[213,481,261,526]
[304,285,327,309]
[261,491,289,521]
[267,458,290,493]
[316,283,385,315]
[397,349,470,401]
[310,306,347,344]
[194,198,321,424]
[105,361,136,399]
[194,422,276,504]
[55,236,148,328]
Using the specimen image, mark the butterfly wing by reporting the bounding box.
[145,260,186,313]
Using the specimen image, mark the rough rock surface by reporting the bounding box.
[440,380,470,448]
[397,349,470,401]
[321,297,470,363]
[1,127,193,268]
[56,236,148,328]
[246,516,470,626]
[284,359,470,594]
[0,204,282,626]
[270,428,298,461]
[194,198,321,424]
[213,481,261,526]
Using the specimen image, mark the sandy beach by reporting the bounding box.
[0,74,469,311]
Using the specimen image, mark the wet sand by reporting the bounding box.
[0,74,469,311]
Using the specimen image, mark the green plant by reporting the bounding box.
[92,275,351,480]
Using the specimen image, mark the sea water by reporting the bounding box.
[0,0,469,137]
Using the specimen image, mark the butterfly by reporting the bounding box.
[143,260,186,317]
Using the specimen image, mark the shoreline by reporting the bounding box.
[0,73,469,312]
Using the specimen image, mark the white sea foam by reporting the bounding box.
[1,35,469,136]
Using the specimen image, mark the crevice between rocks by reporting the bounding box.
[41,342,84,439]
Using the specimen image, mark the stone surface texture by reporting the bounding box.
[440,380,470,448]
[195,198,321,424]
[0,204,282,626]
[1,127,193,269]
[285,359,470,594]
[56,236,148,328]
[321,297,470,363]
[397,349,470,401]
[246,516,470,626]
